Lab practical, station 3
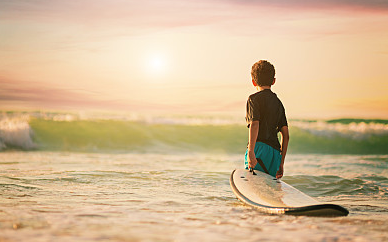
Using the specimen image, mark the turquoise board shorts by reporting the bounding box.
[244,142,282,177]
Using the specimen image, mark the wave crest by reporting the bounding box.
[0,114,37,150]
[292,121,388,140]
[0,112,387,154]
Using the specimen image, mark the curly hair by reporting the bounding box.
[251,60,275,87]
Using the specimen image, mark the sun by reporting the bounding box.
[142,52,170,79]
[147,54,168,74]
[150,56,164,71]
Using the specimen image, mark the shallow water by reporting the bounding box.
[0,152,387,241]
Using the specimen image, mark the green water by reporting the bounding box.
[29,119,246,153]
[26,118,388,154]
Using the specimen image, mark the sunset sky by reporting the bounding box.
[1,0,388,118]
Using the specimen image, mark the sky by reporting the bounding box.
[1,0,388,119]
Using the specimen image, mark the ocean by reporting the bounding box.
[1,112,388,241]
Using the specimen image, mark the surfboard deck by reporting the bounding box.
[230,169,349,216]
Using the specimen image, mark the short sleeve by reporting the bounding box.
[245,96,260,128]
[277,105,288,131]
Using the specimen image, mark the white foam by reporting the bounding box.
[0,114,37,150]
[292,121,388,140]
[142,116,243,126]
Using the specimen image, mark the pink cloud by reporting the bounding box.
[0,78,223,113]
[0,78,133,110]
[2,0,387,30]
[1,0,387,46]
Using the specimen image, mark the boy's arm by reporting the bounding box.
[276,126,289,179]
[248,121,259,169]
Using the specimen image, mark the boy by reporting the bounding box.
[245,60,289,179]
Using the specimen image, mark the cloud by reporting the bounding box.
[0,78,125,110]
[1,0,387,45]
[0,78,208,112]
[2,0,387,29]
[226,0,388,9]
[0,0,227,29]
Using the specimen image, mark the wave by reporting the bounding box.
[0,114,37,150]
[0,112,387,154]
[292,120,388,140]
[282,174,388,198]
[290,120,388,154]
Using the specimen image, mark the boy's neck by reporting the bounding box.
[257,85,271,91]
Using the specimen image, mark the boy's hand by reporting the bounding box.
[248,151,257,169]
[276,165,284,179]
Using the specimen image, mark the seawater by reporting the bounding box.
[0,113,388,241]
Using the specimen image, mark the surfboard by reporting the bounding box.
[230,169,349,216]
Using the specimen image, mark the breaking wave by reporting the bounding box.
[0,112,387,154]
[0,114,37,150]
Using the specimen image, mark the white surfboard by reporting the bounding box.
[230,169,349,216]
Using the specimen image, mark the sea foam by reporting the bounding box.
[0,114,36,150]
[292,121,388,140]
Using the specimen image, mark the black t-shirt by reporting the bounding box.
[245,89,288,151]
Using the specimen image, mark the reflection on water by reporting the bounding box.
[0,152,387,241]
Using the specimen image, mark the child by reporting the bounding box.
[244,60,289,179]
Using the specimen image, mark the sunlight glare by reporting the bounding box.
[148,55,167,74]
